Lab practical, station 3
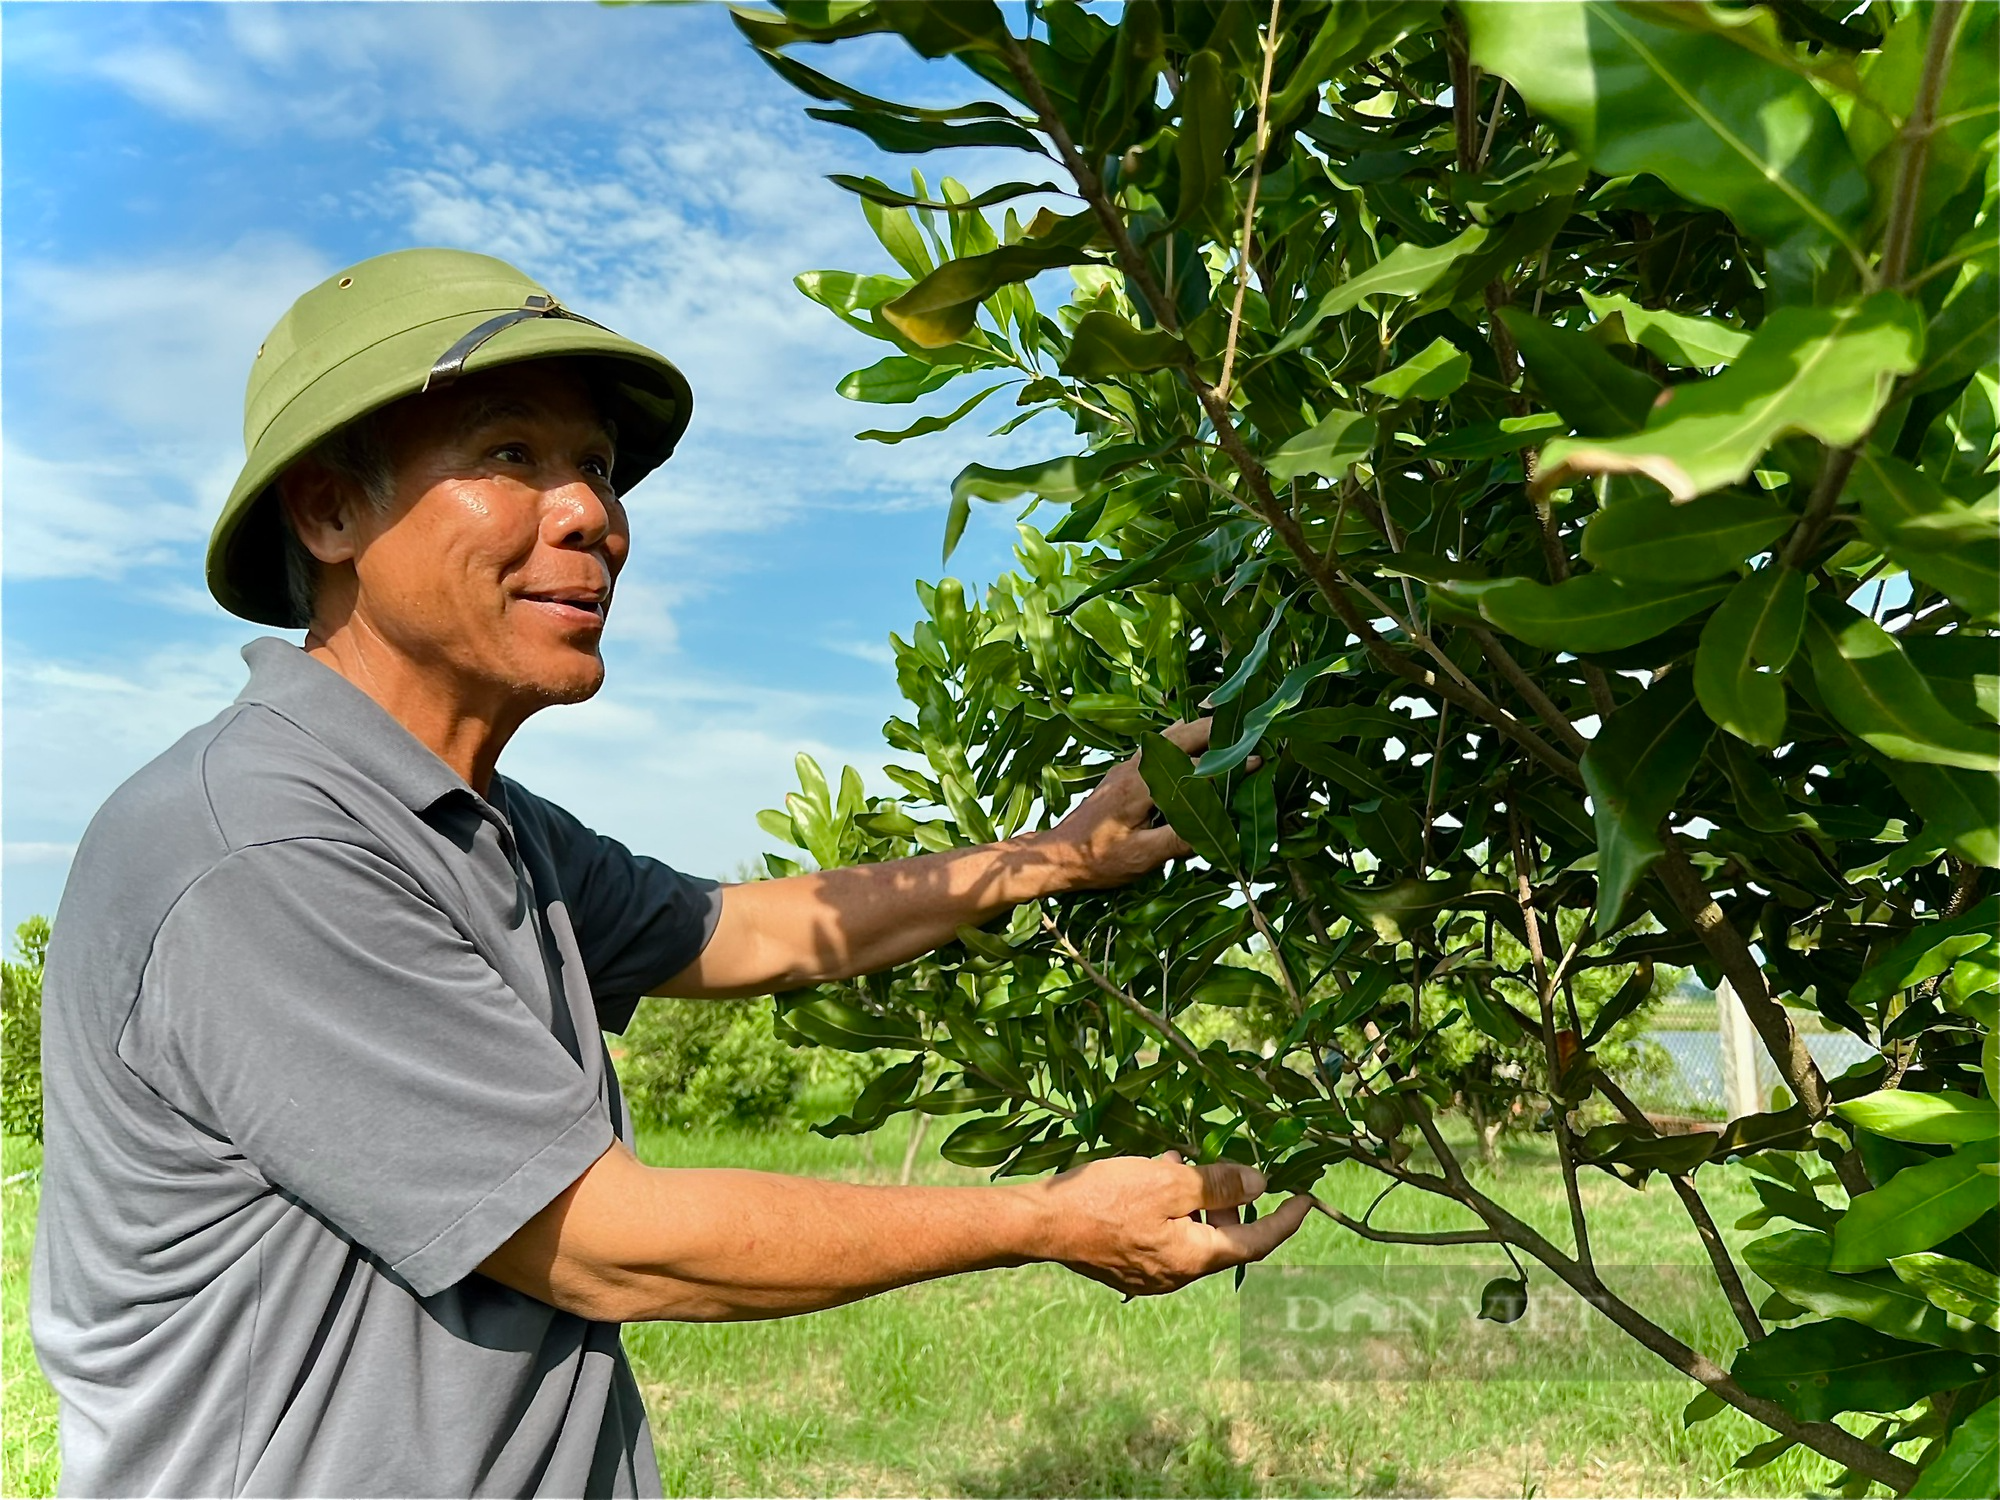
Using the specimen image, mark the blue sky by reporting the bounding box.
[2,1,1067,935]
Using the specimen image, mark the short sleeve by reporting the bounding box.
[118,839,613,1299]
[504,785,723,1033]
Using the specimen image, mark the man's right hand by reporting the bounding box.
[1032,1150,1313,1296]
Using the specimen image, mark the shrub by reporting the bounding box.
[2,917,49,1142]
[616,997,811,1130]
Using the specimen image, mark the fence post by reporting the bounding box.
[1717,979,1762,1120]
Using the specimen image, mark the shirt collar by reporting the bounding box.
[235,637,483,818]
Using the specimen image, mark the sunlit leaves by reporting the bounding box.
[1850,453,2000,622]
[1830,1143,2000,1271]
[1361,336,1471,402]
[1465,1,1871,258]
[881,241,1098,347]
[1535,293,1925,502]
[1263,408,1376,483]
[1806,601,2000,773]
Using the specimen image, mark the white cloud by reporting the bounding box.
[3,235,330,582]
[34,2,761,142]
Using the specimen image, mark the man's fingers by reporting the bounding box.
[1186,1159,1267,1214]
[1160,718,1213,754]
[1127,823,1192,865]
[1212,1193,1313,1263]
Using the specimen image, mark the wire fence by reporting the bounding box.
[1608,997,1879,1123]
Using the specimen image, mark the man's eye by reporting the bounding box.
[493,444,530,464]
[582,455,613,480]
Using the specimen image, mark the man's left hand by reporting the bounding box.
[1035,718,1212,891]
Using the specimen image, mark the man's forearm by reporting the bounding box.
[483,1144,1054,1322]
[661,832,1081,997]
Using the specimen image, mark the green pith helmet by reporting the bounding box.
[208,247,694,627]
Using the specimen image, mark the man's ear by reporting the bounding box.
[277,459,361,566]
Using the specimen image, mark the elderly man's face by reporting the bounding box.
[296,360,628,711]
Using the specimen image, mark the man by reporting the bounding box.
[32,248,1309,1498]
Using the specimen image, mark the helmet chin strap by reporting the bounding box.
[422,294,610,392]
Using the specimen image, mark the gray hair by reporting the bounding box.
[279,413,396,628]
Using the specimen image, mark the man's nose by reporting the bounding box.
[545,474,623,555]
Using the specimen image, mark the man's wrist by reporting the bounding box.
[994,1178,1064,1266]
[1006,828,1091,899]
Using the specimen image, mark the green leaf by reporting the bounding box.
[1682,1389,1727,1427]
[1583,491,1793,583]
[1579,1121,1720,1174]
[1838,1091,2000,1145]
[1807,600,2000,774]
[1209,596,1289,707]
[1264,408,1378,483]
[1267,1,1444,124]
[1464,0,1870,256]
[1582,672,1714,934]
[1580,290,1749,368]
[1139,732,1239,871]
[1884,761,2000,870]
[1361,337,1472,402]
[1267,223,1492,356]
[1851,453,2000,623]
[858,384,1006,444]
[1170,49,1231,230]
[1198,655,1344,776]
[806,107,1047,158]
[796,267,913,342]
[1909,1397,1999,1499]
[1852,898,2000,1007]
[1420,412,1566,460]
[1535,293,1924,502]
[828,174,1062,211]
[1462,981,1528,1045]
[1904,637,2000,728]
[1694,567,1807,748]
[838,354,962,403]
[951,438,1185,507]
[1446,573,1732,652]
[939,1115,1042,1168]
[881,0,1014,58]
[882,242,1096,348]
[1499,307,1659,436]
[1731,1319,1984,1423]
[1891,1254,2000,1332]
[1234,766,1279,875]
[1831,1144,2000,1271]
[1914,259,1998,395]
[783,996,924,1052]
[1059,310,1189,377]
[1746,1230,1995,1353]
[1583,958,1657,1047]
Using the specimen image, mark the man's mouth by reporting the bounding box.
[519,591,607,623]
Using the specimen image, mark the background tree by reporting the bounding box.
[730,2,1996,1491]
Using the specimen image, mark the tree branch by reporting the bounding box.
[1217,0,1283,403]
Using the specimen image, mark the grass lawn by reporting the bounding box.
[6,1123,1857,1498]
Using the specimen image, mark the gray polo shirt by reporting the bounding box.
[31,638,722,1498]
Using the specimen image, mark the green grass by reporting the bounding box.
[5,1123,1861,1498]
